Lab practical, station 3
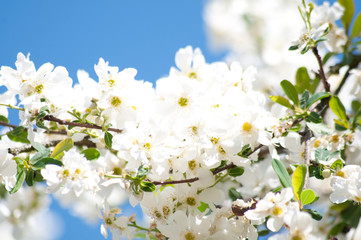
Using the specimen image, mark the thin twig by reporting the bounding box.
[42,115,123,133]
[151,145,265,186]
[312,47,330,92]
[0,120,67,135]
[8,137,96,155]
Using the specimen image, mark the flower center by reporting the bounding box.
[242,122,252,132]
[186,197,197,206]
[178,97,188,107]
[111,96,122,107]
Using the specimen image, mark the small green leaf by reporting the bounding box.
[32,157,63,169]
[281,80,299,106]
[315,148,330,162]
[341,203,361,228]
[137,165,149,178]
[322,52,336,65]
[140,181,155,192]
[10,170,26,194]
[81,148,101,161]
[0,115,9,123]
[303,208,323,221]
[237,144,252,158]
[228,187,242,201]
[292,164,307,202]
[308,112,322,123]
[328,222,347,238]
[104,132,113,148]
[300,91,310,109]
[30,143,51,163]
[306,122,332,135]
[269,96,295,109]
[25,169,34,186]
[329,96,348,127]
[306,92,330,109]
[229,167,244,177]
[289,45,299,51]
[197,201,209,213]
[50,138,74,159]
[271,159,292,188]
[301,189,317,206]
[295,67,311,93]
[352,108,361,129]
[338,0,355,34]
[258,229,271,236]
[352,13,361,38]
[331,159,344,170]
[7,128,30,144]
[352,100,361,113]
[310,77,321,94]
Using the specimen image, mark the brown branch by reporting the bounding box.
[312,47,330,92]
[42,115,123,133]
[0,121,18,129]
[8,136,96,155]
[151,145,265,186]
[0,120,67,135]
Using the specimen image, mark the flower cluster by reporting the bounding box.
[1,0,361,239]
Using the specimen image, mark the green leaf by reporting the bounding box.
[81,148,100,161]
[329,96,347,120]
[25,169,34,186]
[310,165,324,180]
[300,91,310,109]
[32,157,63,169]
[310,77,321,94]
[338,0,355,34]
[352,108,361,129]
[300,189,317,206]
[197,201,209,213]
[322,52,336,65]
[306,122,332,135]
[341,204,361,228]
[288,124,302,132]
[10,170,26,194]
[258,229,271,236]
[137,165,149,178]
[331,159,344,170]
[315,148,330,162]
[280,80,299,106]
[237,144,252,158]
[328,222,347,238]
[303,208,323,221]
[269,96,295,109]
[50,138,74,159]
[329,96,348,127]
[352,100,361,113]
[228,187,242,201]
[295,67,311,93]
[30,143,51,163]
[306,92,330,109]
[104,132,113,148]
[307,112,322,123]
[289,45,299,51]
[229,167,245,177]
[7,127,30,144]
[140,181,155,192]
[0,115,9,123]
[292,164,307,202]
[271,159,292,188]
[352,13,361,37]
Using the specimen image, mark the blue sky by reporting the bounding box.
[1,0,361,239]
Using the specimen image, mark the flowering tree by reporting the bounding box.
[1,0,361,239]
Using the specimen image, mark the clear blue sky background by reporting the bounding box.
[1,0,361,240]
